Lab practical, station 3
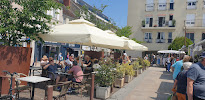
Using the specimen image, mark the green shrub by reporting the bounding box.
[115,64,126,79]
[123,63,135,76]
[143,60,150,67]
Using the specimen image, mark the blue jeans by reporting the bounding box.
[167,63,171,72]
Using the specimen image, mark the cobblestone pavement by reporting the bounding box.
[108,67,174,100]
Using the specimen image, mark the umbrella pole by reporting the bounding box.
[79,44,82,66]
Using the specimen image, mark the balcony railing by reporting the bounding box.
[168,39,172,43]
[185,19,205,27]
[146,3,154,11]
[144,39,152,43]
[142,20,176,27]
[156,39,165,43]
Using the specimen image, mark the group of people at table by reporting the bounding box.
[40,53,98,85]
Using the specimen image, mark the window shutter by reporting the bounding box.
[159,0,166,3]
[186,14,195,20]
[146,0,154,4]
[187,0,196,2]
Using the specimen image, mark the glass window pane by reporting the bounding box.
[149,33,152,39]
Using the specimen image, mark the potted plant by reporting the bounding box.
[95,60,115,99]
[154,25,157,27]
[142,20,145,27]
[132,61,140,77]
[124,63,135,83]
[172,19,176,27]
[137,57,145,73]
[114,64,125,88]
[143,59,150,70]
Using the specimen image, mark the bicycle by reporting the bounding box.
[0,70,18,100]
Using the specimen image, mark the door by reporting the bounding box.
[158,17,165,27]
[149,18,153,27]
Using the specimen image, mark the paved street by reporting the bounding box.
[108,67,174,100]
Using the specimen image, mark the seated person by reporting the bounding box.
[68,57,84,83]
[43,57,63,84]
[84,55,92,73]
[92,59,101,72]
[40,55,49,77]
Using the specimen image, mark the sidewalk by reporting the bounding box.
[108,67,174,100]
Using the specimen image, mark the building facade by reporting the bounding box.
[127,0,205,57]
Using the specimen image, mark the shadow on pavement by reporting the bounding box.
[159,71,173,81]
[150,82,173,100]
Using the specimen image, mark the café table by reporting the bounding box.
[17,76,50,100]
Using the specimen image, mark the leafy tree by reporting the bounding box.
[168,37,193,50]
[0,0,62,46]
[132,38,144,44]
[116,26,132,38]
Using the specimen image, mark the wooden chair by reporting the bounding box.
[72,73,90,97]
[14,73,32,99]
[52,81,72,100]
[46,71,56,85]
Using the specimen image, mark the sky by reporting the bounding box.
[83,0,128,28]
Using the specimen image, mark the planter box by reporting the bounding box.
[96,86,111,99]
[114,78,124,88]
[138,68,143,74]
[134,70,138,77]
[124,75,132,83]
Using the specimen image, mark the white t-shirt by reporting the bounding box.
[65,59,73,66]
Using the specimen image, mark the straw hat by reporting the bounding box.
[42,55,48,60]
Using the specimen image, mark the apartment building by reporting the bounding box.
[127,0,205,57]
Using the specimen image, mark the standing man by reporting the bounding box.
[187,52,205,100]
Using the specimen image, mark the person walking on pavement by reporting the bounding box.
[172,62,192,100]
[187,52,205,100]
[171,55,190,80]
[166,54,171,72]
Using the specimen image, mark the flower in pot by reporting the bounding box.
[143,59,150,69]
[137,57,145,74]
[95,60,115,99]
[124,63,135,83]
[132,61,140,77]
[114,64,126,88]
[153,25,157,27]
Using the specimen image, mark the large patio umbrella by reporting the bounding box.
[120,36,148,51]
[157,50,185,54]
[104,30,148,51]
[39,18,125,49]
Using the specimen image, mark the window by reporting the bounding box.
[186,14,195,27]
[187,0,197,9]
[186,33,194,43]
[170,0,174,10]
[158,17,166,27]
[145,33,152,43]
[204,0,205,8]
[145,17,153,27]
[146,0,154,11]
[158,0,167,10]
[168,32,172,43]
[203,14,205,27]
[156,32,165,43]
[202,33,205,40]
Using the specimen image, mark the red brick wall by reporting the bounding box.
[0,45,32,94]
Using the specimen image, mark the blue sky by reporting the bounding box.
[83,0,128,28]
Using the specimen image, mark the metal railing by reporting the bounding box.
[144,39,152,43]
[168,39,172,43]
[156,39,165,43]
[143,20,175,27]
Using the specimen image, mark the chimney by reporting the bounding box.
[63,0,70,6]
